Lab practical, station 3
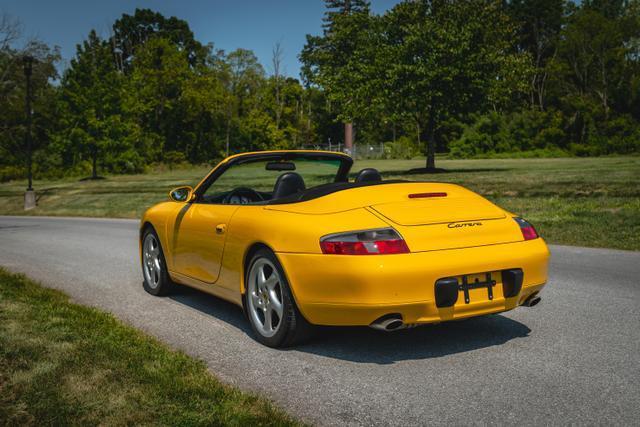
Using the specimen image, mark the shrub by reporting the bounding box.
[600,115,640,154]
[450,130,491,158]
[450,112,508,158]
[163,150,187,170]
[446,108,640,159]
[0,166,24,182]
[383,136,422,159]
[568,143,597,157]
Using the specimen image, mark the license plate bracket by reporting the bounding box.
[458,273,496,304]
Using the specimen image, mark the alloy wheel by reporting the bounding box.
[247,258,284,337]
[143,234,162,289]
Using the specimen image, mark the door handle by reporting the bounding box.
[215,224,227,235]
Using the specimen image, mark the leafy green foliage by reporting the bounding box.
[111,8,208,72]
[382,136,422,159]
[301,0,382,124]
[507,0,565,110]
[450,110,568,157]
[0,9,327,180]
[1,2,640,183]
[56,30,135,178]
[0,38,60,181]
[447,0,640,159]
[379,0,530,168]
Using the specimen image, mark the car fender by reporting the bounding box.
[215,206,391,296]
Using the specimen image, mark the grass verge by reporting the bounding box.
[0,268,298,426]
[0,157,638,250]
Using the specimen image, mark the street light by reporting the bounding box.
[23,55,36,210]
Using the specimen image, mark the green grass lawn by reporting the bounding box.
[0,157,638,250]
[0,268,299,426]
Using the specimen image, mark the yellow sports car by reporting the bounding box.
[140,150,549,347]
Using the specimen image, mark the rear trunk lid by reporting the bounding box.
[371,197,505,226]
[369,188,522,252]
[266,182,524,251]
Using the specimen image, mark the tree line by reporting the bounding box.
[302,0,640,169]
[1,0,639,180]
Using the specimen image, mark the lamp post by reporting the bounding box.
[23,55,36,210]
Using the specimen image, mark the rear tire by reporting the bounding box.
[244,248,314,348]
[141,228,174,296]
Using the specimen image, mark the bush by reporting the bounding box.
[568,143,597,157]
[0,166,24,182]
[383,136,422,159]
[163,150,187,170]
[66,160,94,177]
[600,115,640,154]
[535,127,566,149]
[450,112,508,158]
[447,108,640,158]
[449,130,492,158]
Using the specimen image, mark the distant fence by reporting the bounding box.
[299,143,386,160]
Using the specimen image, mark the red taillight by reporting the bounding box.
[514,217,539,240]
[320,228,410,255]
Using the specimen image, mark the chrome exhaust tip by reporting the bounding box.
[522,294,541,307]
[370,315,406,331]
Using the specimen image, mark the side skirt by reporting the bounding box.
[168,270,243,307]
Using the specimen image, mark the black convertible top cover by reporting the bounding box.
[267,180,409,205]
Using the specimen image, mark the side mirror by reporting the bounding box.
[169,186,194,203]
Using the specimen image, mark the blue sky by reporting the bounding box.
[2,0,401,78]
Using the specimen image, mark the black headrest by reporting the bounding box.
[354,168,382,183]
[272,172,306,200]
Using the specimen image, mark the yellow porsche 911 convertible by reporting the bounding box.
[140,150,549,347]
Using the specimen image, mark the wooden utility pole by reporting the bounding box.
[344,122,353,157]
[23,55,36,210]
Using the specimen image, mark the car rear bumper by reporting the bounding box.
[276,239,549,326]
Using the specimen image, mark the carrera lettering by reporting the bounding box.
[448,222,483,228]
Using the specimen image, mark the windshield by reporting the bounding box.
[198,155,348,205]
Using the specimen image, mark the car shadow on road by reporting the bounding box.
[169,285,531,363]
[168,285,253,334]
[299,316,531,364]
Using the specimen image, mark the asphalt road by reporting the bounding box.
[1,215,639,425]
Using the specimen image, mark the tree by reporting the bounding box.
[223,48,265,153]
[111,8,207,72]
[271,42,285,129]
[379,0,529,169]
[583,0,626,18]
[547,1,640,145]
[0,12,22,90]
[0,18,60,181]
[125,37,192,160]
[507,0,565,110]
[322,0,371,29]
[181,52,230,161]
[57,30,125,178]
[301,0,376,151]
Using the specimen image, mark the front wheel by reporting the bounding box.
[245,249,313,347]
[141,228,174,296]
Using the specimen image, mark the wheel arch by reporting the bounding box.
[139,220,172,272]
[139,221,155,261]
[140,220,155,238]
